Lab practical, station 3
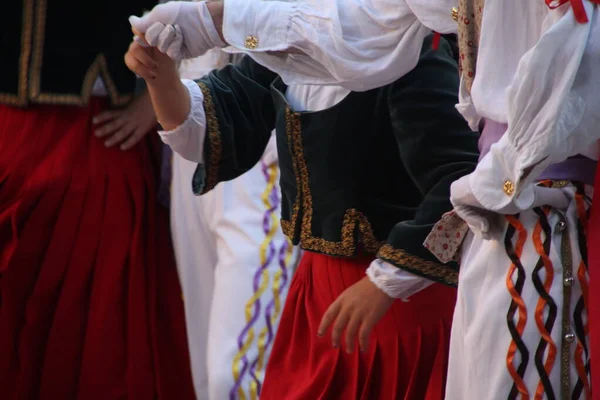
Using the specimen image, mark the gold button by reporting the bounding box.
[451,7,459,21]
[244,35,259,50]
[503,180,515,196]
[551,180,569,188]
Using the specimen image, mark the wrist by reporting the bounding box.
[147,80,190,130]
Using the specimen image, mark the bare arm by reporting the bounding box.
[125,39,190,131]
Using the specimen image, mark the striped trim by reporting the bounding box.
[532,207,558,399]
[505,215,531,399]
[229,161,295,399]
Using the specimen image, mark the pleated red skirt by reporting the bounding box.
[0,99,195,400]
[260,251,456,400]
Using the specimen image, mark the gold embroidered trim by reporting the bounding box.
[27,0,131,106]
[280,108,302,239]
[197,82,222,194]
[1,0,132,106]
[378,244,458,286]
[281,108,383,256]
[0,0,34,105]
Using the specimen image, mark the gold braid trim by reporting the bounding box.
[282,108,383,256]
[1,0,132,106]
[280,107,302,238]
[0,0,34,106]
[197,82,222,194]
[378,244,458,286]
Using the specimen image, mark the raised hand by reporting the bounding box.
[128,1,225,60]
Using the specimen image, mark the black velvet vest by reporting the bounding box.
[271,80,422,257]
[1,0,156,107]
[192,36,479,285]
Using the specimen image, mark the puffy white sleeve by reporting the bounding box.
[405,0,459,33]
[452,4,600,217]
[158,79,207,163]
[222,0,441,91]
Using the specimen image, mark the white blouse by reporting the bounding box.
[451,1,600,236]
[221,0,458,91]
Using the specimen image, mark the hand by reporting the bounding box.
[318,276,394,353]
[93,90,157,150]
[125,39,179,84]
[128,1,225,60]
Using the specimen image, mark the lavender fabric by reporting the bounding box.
[479,119,596,185]
[478,119,507,162]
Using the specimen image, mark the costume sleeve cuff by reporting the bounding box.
[158,79,206,164]
[467,134,537,213]
[366,259,434,301]
[456,77,481,132]
[223,0,297,52]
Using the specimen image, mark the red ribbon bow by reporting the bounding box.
[546,0,600,23]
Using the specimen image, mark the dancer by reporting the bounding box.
[171,48,300,399]
[426,0,600,397]
[133,0,600,396]
[126,31,478,398]
[0,1,194,399]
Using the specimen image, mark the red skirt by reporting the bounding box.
[587,171,600,395]
[0,100,195,400]
[261,251,456,400]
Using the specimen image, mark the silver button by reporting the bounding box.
[564,276,574,287]
[557,220,567,231]
[564,333,575,343]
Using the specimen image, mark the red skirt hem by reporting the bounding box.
[260,251,456,400]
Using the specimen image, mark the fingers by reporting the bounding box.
[124,42,157,80]
[128,3,179,32]
[358,321,375,353]
[119,128,148,151]
[93,110,136,147]
[132,27,143,38]
[145,23,184,59]
[92,110,121,126]
[145,22,167,47]
[318,300,341,338]
[94,113,126,138]
[162,26,185,59]
[129,42,158,71]
[129,15,150,33]
[330,312,350,349]
[103,125,136,148]
[344,316,361,353]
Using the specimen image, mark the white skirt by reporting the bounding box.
[170,139,300,400]
[446,182,591,399]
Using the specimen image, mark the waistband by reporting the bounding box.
[480,119,597,186]
[538,156,596,186]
